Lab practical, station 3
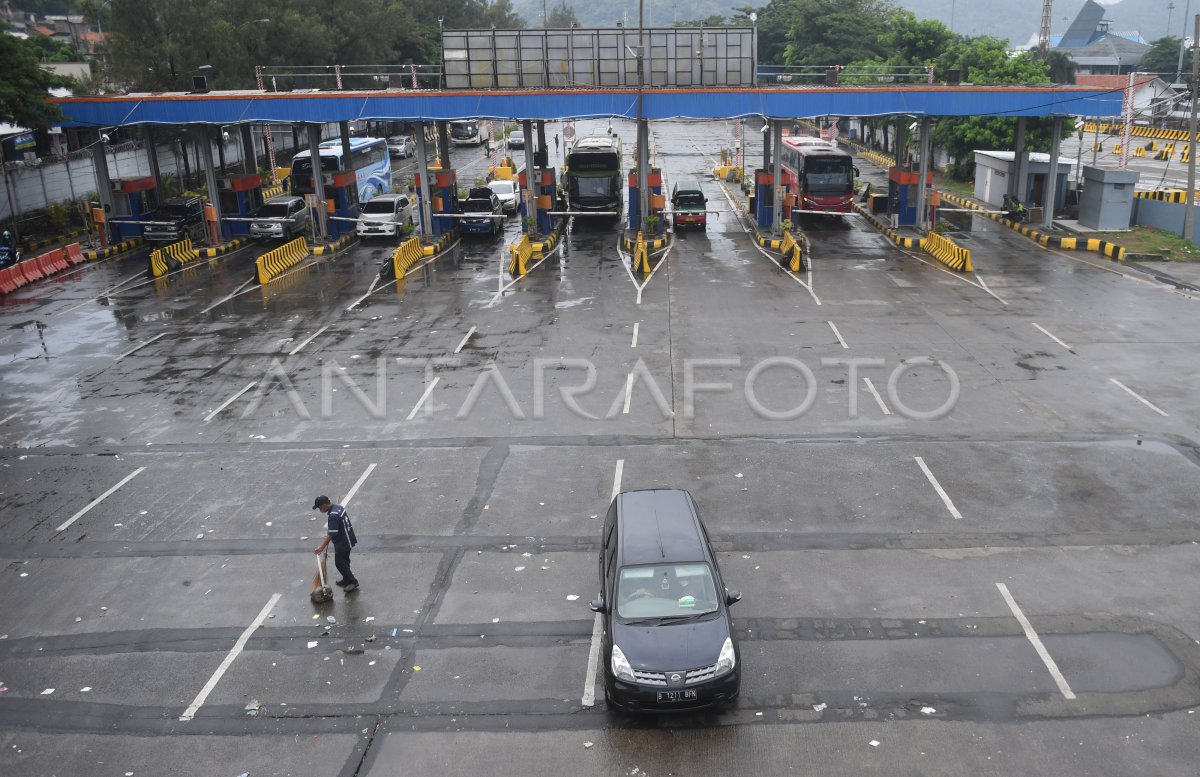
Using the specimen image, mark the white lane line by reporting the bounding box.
[914,456,963,520]
[56,269,164,317]
[180,593,282,721]
[585,458,625,706]
[342,463,377,507]
[995,583,1076,700]
[203,381,258,423]
[621,372,634,415]
[1109,378,1169,417]
[454,326,477,354]
[199,277,258,315]
[289,325,331,356]
[1032,323,1073,352]
[582,609,604,707]
[631,322,640,348]
[863,377,892,415]
[114,333,166,361]
[908,252,1007,305]
[972,272,1009,306]
[55,467,147,533]
[406,376,440,420]
[828,320,849,349]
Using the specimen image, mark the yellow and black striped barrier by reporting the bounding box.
[84,237,142,261]
[711,164,743,182]
[531,218,568,254]
[859,149,896,169]
[262,184,284,199]
[148,237,200,277]
[1135,190,1194,203]
[390,236,425,279]
[939,192,1125,262]
[508,234,532,276]
[1133,146,1146,158]
[632,231,651,274]
[197,236,249,258]
[780,226,806,272]
[852,203,923,249]
[923,231,972,272]
[255,236,309,284]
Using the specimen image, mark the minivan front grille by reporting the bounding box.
[631,662,719,687]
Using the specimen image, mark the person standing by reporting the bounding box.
[554,133,560,154]
[312,495,359,593]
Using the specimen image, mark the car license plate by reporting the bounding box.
[656,689,697,703]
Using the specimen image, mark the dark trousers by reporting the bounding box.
[333,543,357,585]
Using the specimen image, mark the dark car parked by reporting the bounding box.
[590,489,741,712]
[143,196,205,243]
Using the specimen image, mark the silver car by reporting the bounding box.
[250,196,311,240]
[356,194,416,238]
[388,136,415,159]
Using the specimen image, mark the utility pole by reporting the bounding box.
[1177,0,1193,84]
[1185,13,1199,242]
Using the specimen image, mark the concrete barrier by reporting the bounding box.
[923,231,973,272]
[632,232,651,274]
[148,238,200,277]
[255,237,309,285]
[64,242,85,265]
[508,234,532,276]
[388,237,425,279]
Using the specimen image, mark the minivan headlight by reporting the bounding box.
[715,637,736,676]
[611,644,635,683]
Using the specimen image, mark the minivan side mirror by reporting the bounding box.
[589,599,608,614]
[725,590,742,606]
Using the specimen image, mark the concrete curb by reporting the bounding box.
[312,233,355,256]
[84,237,143,261]
[197,237,250,259]
[939,192,1127,261]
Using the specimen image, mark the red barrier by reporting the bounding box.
[18,258,43,281]
[65,242,85,265]
[36,255,57,277]
[0,267,17,294]
[49,248,68,272]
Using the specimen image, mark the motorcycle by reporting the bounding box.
[0,245,20,269]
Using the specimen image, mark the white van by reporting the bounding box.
[356,194,415,238]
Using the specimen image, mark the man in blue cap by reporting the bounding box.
[312,495,359,593]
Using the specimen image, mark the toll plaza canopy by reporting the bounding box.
[52,85,1122,127]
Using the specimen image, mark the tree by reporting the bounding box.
[1140,36,1188,81]
[0,19,66,129]
[547,0,579,27]
[779,0,897,67]
[1043,50,1077,84]
[24,34,79,63]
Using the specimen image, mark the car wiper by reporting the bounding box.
[622,614,700,625]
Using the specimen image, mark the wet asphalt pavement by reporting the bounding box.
[2,119,1200,776]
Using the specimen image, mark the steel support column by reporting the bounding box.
[522,119,538,236]
[339,121,353,181]
[1043,116,1063,230]
[240,125,256,176]
[771,120,783,235]
[1012,117,1028,201]
[915,117,931,232]
[414,124,433,240]
[145,126,163,194]
[91,137,114,245]
[306,124,327,241]
[197,126,226,243]
[437,121,451,169]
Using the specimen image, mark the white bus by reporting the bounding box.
[290,137,392,204]
[449,120,483,146]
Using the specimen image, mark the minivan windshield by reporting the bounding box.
[256,203,292,219]
[361,199,398,215]
[616,563,720,619]
[675,192,705,207]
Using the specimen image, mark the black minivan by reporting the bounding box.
[590,489,741,712]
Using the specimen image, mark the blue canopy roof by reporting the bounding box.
[52,86,1122,128]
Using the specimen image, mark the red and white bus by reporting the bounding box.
[780,136,856,215]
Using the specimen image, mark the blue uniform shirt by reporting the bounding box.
[326,504,357,548]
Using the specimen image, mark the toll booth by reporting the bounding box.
[753,169,777,229]
[322,170,360,238]
[414,168,459,237]
[518,167,557,235]
[887,168,933,227]
[109,176,158,240]
[627,166,663,232]
[218,174,265,237]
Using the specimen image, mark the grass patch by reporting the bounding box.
[1086,226,1200,262]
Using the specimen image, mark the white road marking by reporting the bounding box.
[863,377,892,415]
[289,325,331,355]
[342,463,377,507]
[971,272,1009,305]
[631,322,639,348]
[1031,323,1073,351]
[908,253,1008,305]
[828,321,848,349]
[203,381,258,423]
[995,583,1076,700]
[616,238,673,305]
[1109,378,1168,417]
[114,333,166,361]
[57,270,149,316]
[180,593,282,721]
[54,467,146,533]
[712,170,821,305]
[585,458,625,706]
[406,376,440,420]
[454,326,477,354]
[199,277,259,315]
[621,372,634,415]
[914,456,963,520]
